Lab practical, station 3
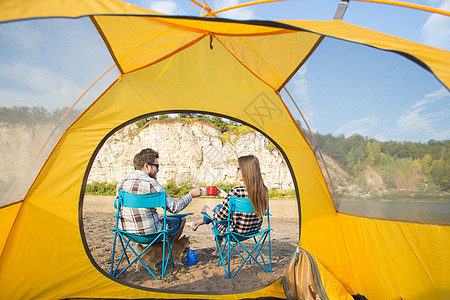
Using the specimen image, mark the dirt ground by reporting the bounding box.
[82,195,299,293]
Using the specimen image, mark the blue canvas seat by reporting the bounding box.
[202,196,272,279]
[110,190,192,280]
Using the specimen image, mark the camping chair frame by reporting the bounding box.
[110,190,192,280]
[202,196,272,279]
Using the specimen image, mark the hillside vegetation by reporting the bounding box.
[2,106,448,194]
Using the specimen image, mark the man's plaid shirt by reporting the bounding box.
[116,170,192,235]
[213,185,263,235]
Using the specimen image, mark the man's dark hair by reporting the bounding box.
[133,148,159,170]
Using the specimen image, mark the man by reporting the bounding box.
[116,148,201,241]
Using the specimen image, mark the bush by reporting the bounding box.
[212,182,239,193]
[85,181,117,195]
[163,179,193,197]
[164,180,238,196]
[268,188,296,198]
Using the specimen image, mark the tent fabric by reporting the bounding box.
[0,0,158,22]
[0,0,449,299]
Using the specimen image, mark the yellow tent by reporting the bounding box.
[0,0,449,299]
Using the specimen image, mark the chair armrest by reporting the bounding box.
[167,213,193,219]
[201,212,229,224]
[201,212,213,221]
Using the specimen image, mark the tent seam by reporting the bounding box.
[90,16,124,74]
[126,34,209,74]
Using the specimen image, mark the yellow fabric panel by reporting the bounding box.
[281,20,450,90]
[93,16,204,73]
[0,35,342,299]
[296,146,356,294]
[0,35,348,299]
[94,16,321,87]
[0,202,21,257]
[338,213,450,299]
[216,31,321,89]
[316,254,354,300]
[0,0,156,23]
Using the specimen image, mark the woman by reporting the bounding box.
[187,154,269,256]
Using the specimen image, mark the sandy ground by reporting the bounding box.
[83,195,299,293]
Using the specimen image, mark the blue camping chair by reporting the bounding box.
[110,189,192,280]
[202,196,272,279]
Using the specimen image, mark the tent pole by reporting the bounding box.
[334,0,349,20]
[199,0,292,17]
[283,87,339,211]
[351,0,450,17]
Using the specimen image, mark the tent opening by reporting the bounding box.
[81,112,299,292]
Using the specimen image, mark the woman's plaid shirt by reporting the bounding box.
[213,185,263,235]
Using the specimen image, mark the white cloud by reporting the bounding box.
[0,22,41,52]
[396,107,450,140]
[290,65,318,130]
[373,134,386,142]
[397,85,450,141]
[335,117,381,137]
[413,86,449,108]
[212,0,255,19]
[420,0,450,50]
[0,62,83,109]
[292,66,309,103]
[397,108,433,135]
[148,0,177,15]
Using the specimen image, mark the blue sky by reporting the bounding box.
[126,0,450,51]
[121,0,450,142]
[0,0,448,143]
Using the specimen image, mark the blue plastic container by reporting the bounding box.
[186,250,197,266]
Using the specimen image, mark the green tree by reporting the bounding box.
[430,159,449,191]
[367,141,381,166]
[421,154,433,174]
[210,116,228,132]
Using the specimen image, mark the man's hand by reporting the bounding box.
[189,187,202,198]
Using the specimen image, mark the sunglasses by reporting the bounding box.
[147,163,159,170]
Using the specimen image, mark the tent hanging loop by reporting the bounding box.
[209,33,214,49]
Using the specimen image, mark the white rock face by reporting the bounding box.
[88,120,294,189]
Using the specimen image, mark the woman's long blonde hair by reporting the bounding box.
[238,155,269,218]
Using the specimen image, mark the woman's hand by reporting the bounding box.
[216,188,228,198]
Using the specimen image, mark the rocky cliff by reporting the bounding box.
[88,119,295,189]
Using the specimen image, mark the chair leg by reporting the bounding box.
[111,234,132,277]
[227,237,231,279]
[216,236,230,279]
[162,234,176,278]
[115,238,159,280]
[110,232,118,276]
[229,233,272,279]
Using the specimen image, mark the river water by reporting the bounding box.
[337,200,450,224]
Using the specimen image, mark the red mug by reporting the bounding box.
[206,186,217,196]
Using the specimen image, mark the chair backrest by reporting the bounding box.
[229,196,255,214]
[228,196,270,215]
[117,189,166,209]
